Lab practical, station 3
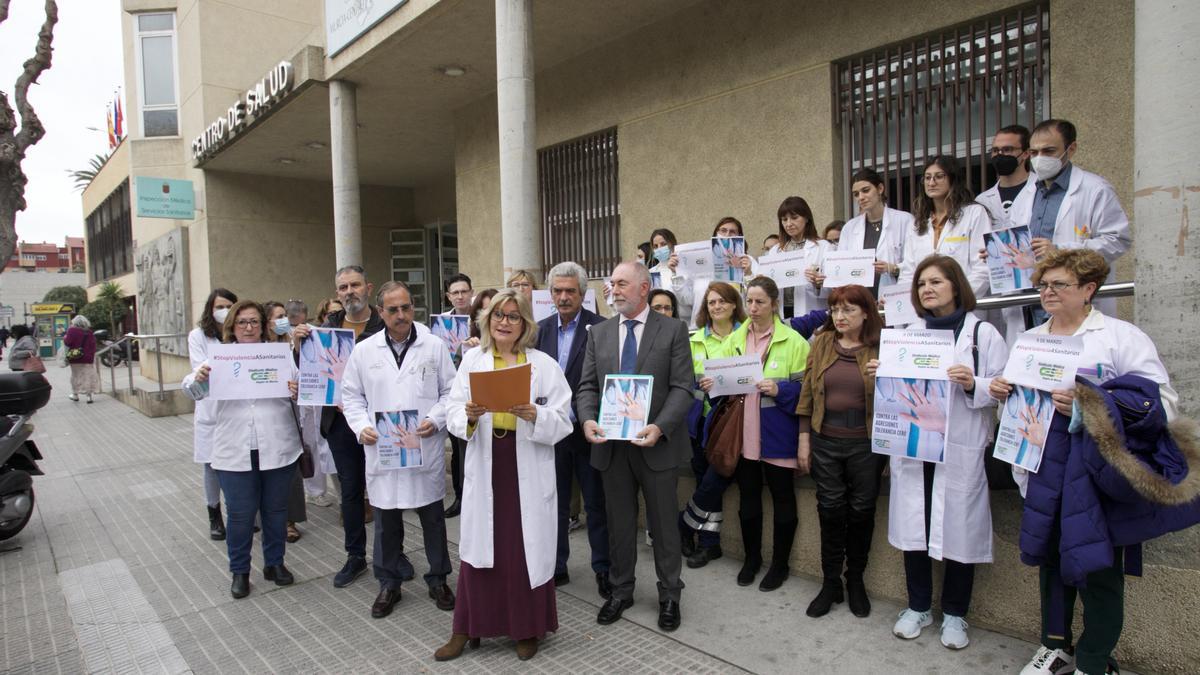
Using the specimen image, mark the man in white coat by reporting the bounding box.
[1007,119,1132,333]
[975,125,1034,343]
[342,281,456,619]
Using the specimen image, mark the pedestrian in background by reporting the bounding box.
[62,315,98,403]
[7,325,39,372]
[188,288,238,541]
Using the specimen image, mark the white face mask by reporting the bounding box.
[212,308,230,323]
[272,317,292,336]
[1031,153,1066,180]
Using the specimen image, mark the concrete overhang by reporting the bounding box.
[199,0,703,188]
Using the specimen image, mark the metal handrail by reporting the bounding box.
[94,331,189,401]
[881,280,1135,320]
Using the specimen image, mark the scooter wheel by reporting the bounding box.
[0,487,34,541]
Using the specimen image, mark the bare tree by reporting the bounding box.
[0,1,59,273]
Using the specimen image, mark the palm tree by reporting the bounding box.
[97,281,126,334]
[67,151,112,192]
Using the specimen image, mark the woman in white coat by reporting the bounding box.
[435,288,573,663]
[761,197,830,318]
[341,281,457,618]
[867,256,1007,650]
[183,300,302,600]
[840,168,912,294]
[898,156,992,298]
[666,218,755,326]
[187,287,237,541]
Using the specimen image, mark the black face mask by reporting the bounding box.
[990,154,1021,177]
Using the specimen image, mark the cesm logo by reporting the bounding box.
[249,369,280,383]
[874,439,890,448]
[850,269,865,277]
[736,376,754,384]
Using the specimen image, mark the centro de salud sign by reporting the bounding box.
[191,61,294,161]
[135,177,195,219]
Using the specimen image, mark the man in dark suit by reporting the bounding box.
[578,261,693,632]
[536,262,611,600]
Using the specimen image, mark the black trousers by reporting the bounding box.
[810,433,884,514]
[734,457,797,523]
[373,501,451,589]
[903,459,974,616]
[327,413,367,557]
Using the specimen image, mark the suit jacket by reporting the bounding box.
[536,308,604,396]
[577,307,694,472]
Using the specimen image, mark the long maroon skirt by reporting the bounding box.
[452,432,558,640]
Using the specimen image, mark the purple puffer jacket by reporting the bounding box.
[62,326,96,364]
[1019,374,1200,586]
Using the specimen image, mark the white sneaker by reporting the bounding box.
[892,608,932,639]
[305,493,336,507]
[1021,646,1075,675]
[940,614,970,649]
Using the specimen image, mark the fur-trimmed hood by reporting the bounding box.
[1075,376,1200,506]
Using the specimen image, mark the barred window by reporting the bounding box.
[86,180,134,283]
[835,4,1050,213]
[538,128,620,278]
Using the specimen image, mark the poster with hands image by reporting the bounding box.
[872,376,950,463]
[711,236,746,283]
[984,225,1037,293]
[993,385,1053,472]
[298,328,355,406]
[375,410,424,470]
[598,375,653,441]
[430,314,470,360]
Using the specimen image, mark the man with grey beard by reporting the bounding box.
[293,265,384,588]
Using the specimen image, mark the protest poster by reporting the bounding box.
[880,284,920,327]
[375,410,423,470]
[711,236,746,284]
[1002,333,1084,391]
[871,329,955,463]
[822,250,875,288]
[210,343,293,401]
[757,249,810,289]
[993,385,1054,473]
[704,355,763,396]
[297,328,355,406]
[675,240,713,280]
[431,314,469,361]
[984,225,1037,293]
[598,374,653,441]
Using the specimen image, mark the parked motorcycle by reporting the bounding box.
[94,329,136,368]
[0,372,49,540]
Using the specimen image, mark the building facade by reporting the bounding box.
[81,1,1200,670]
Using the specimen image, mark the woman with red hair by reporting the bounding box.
[796,284,884,620]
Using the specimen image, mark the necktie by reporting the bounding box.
[620,319,639,374]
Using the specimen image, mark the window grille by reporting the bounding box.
[835,4,1050,213]
[538,128,621,278]
[86,180,134,283]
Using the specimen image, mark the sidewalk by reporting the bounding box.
[2,365,1049,674]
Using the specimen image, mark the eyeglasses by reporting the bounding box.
[382,304,412,315]
[446,289,472,296]
[715,228,740,237]
[650,303,674,313]
[1036,281,1080,293]
[508,282,533,290]
[235,319,261,328]
[707,298,731,307]
[491,311,523,324]
[923,173,948,183]
[989,145,1023,157]
[830,306,861,316]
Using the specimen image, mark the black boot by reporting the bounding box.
[231,573,250,599]
[845,508,876,618]
[736,514,763,586]
[759,519,797,591]
[208,505,226,541]
[806,507,847,617]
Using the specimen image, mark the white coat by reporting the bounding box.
[187,327,219,463]
[975,174,1037,231]
[764,238,830,316]
[341,328,455,510]
[446,346,573,589]
[182,358,302,473]
[898,203,992,298]
[887,314,1007,564]
[840,206,912,288]
[1007,165,1133,337]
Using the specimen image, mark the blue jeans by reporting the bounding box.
[214,451,296,574]
[555,426,609,576]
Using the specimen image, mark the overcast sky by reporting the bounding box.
[0,0,123,245]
